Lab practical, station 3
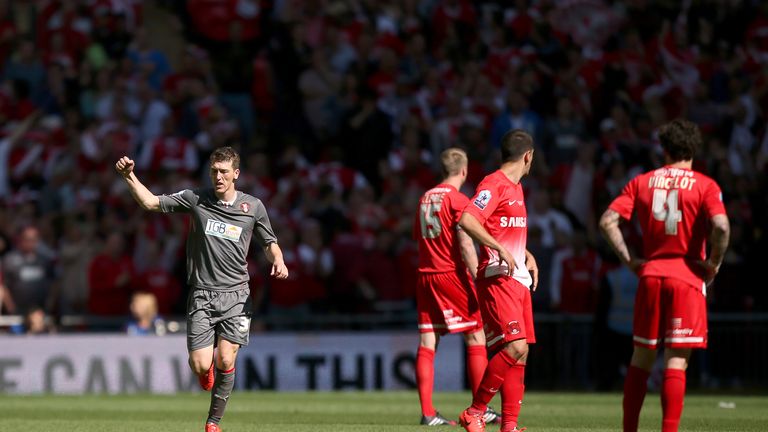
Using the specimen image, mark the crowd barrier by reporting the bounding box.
[1,313,765,393]
[0,333,463,394]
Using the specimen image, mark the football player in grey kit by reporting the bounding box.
[116,146,288,432]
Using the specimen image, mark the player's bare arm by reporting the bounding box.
[525,249,538,291]
[264,242,289,279]
[115,156,161,211]
[459,212,516,275]
[457,228,478,279]
[599,209,644,273]
[701,214,730,284]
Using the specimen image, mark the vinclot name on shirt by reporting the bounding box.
[648,168,697,191]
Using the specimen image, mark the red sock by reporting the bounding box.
[662,369,686,432]
[501,363,525,430]
[623,366,650,432]
[416,347,436,417]
[471,350,516,413]
[466,345,488,396]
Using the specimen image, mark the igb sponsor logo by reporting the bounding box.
[205,219,243,242]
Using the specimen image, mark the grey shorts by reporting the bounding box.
[186,288,252,351]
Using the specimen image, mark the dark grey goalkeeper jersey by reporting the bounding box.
[158,188,277,291]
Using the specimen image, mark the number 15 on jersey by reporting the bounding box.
[420,202,442,239]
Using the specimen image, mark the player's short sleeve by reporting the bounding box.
[608,177,638,220]
[449,192,470,225]
[253,200,278,247]
[158,189,198,213]
[702,178,726,218]
[464,181,500,224]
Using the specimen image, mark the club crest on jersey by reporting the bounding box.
[507,321,521,335]
[473,190,492,210]
[240,202,250,213]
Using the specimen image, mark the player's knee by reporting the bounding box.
[503,341,528,362]
[189,356,211,375]
[419,340,438,350]
[419,333,438,349]
[217,351,237,370]
[464,331,485,346]
[665,348,691,370]
[630,347,656,371]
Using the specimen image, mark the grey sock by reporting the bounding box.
[207,368,235,424]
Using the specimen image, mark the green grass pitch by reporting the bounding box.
[1,391,765,431]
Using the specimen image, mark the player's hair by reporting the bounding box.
[658,119,701,162]
[210,146,240,169]
[500,129,534,163]
[440,147,468,177]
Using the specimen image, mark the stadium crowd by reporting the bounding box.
[0,0,766,336]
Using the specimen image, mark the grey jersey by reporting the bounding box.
[159,188,277,291]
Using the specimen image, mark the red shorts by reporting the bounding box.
[476,276,535,351]
[417,270,482,335]
[633,276,707,349]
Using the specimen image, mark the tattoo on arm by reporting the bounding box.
[708,214,730,268]
[599,209,632,265]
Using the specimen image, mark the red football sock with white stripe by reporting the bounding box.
[623,365,650,432]
[466,345,488,395]
[500,362,525,430]
[661,368,686,432]
[416,347,436,417]
[470,350,517,413]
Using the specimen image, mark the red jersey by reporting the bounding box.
[609,166,726,290]
[464,171,532,287]
[414,184,469,273]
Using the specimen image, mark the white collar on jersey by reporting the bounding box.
[217,191,238,207]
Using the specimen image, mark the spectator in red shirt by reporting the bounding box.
[88,232,135,316]
[133,239,181,315]
[550,230,600,314]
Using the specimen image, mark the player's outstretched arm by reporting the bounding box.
[457,228,478,279]
[115,156,161,211]
[702,214,730,284]
[264,242,289,279]
[459,212,516,275]
[599,209,643,273]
